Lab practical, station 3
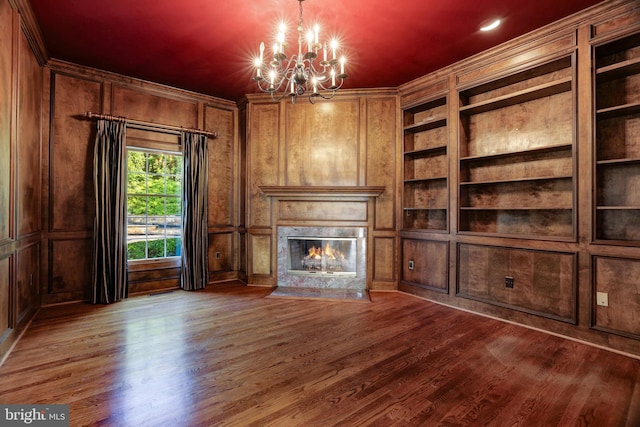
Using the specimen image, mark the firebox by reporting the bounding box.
[277,226,367,290]
[287,237,357,277]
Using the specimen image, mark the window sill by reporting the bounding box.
[128,257,181,271]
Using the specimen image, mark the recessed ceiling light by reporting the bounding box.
[480,19,501,32]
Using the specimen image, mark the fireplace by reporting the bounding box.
[277,226,366,289]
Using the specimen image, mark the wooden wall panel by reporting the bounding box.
[16,242,39,324]
[205,105,234,227]
[248,104,279,228]
[401,239,448,292]
[373,236,395,282]
[366,97,397,230]
[457,244,576,322]
[50,73,101,232]
[0,256,10,336]
[16,29,42,237]
[111,86,198,127]
[208,232,233,273]
[593,256,640,339]
[49,239,91,299]
[284,100,359,186]
[277,200,367,223]
[250,234,271,276]
[0,0,11,242]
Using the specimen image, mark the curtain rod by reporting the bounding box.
[83,111,218,138]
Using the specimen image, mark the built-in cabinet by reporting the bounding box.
[399,0,640,357]
[458,55,575,240]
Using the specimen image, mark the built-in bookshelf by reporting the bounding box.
[402,96,448,231]
[458,55,575,240]
[594,31,640,244]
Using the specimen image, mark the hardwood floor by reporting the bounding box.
[1,282,639,426]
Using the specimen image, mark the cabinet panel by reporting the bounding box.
[208,232,233,273]
[401,239,448,292]
[592,256,640,339]
[50,73,102,232]
[17,29,42,237]
[457,244,576,322]
[205,105,234,227]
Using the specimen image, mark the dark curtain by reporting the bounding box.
[181,131,209,291]
[92,119,128,304]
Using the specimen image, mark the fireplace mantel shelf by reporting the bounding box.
[260,186,385,198]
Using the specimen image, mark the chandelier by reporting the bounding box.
[253,0,348,103]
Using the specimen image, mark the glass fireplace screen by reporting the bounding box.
[287,237,357,276]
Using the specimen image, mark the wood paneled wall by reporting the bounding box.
[40,62,238,303]
[0,0,44,361]
[240,92,399,290]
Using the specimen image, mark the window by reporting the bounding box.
[126,148,182,261]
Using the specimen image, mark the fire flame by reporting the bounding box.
[306,243,344,260]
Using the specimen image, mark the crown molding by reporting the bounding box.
[8,0,49,65]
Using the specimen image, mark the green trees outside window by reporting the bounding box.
[126,149,182,261]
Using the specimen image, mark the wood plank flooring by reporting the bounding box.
[1,282,639,426]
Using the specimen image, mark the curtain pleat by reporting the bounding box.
[92,119,128,304]
[181,131,209,291]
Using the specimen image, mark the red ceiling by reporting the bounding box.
[28,0,603,102]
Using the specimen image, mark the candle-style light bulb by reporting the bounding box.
[306,31,314,53]
[330,39,338,61]
[340,56,346,75]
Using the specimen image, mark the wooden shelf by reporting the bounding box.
[596,157,640,166]
[596,101,640,119]
[404,145,447,158]
[460,207,572,211]
[459,78,572,115]
[596,56,640,81]
[404,176,447,183]
[403,207,447,211]
[404,117,447,133]
[596,206,640,210]
[460,175,572,186]
[460,143,572,162]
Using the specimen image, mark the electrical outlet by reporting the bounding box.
[596,292,609,307]
[215,252,221,259]
[505,276,514,288]
[408,260,414,270]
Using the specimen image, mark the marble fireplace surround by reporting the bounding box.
[259,186,385,290]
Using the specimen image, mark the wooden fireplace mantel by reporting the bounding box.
[259,186,385,199]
